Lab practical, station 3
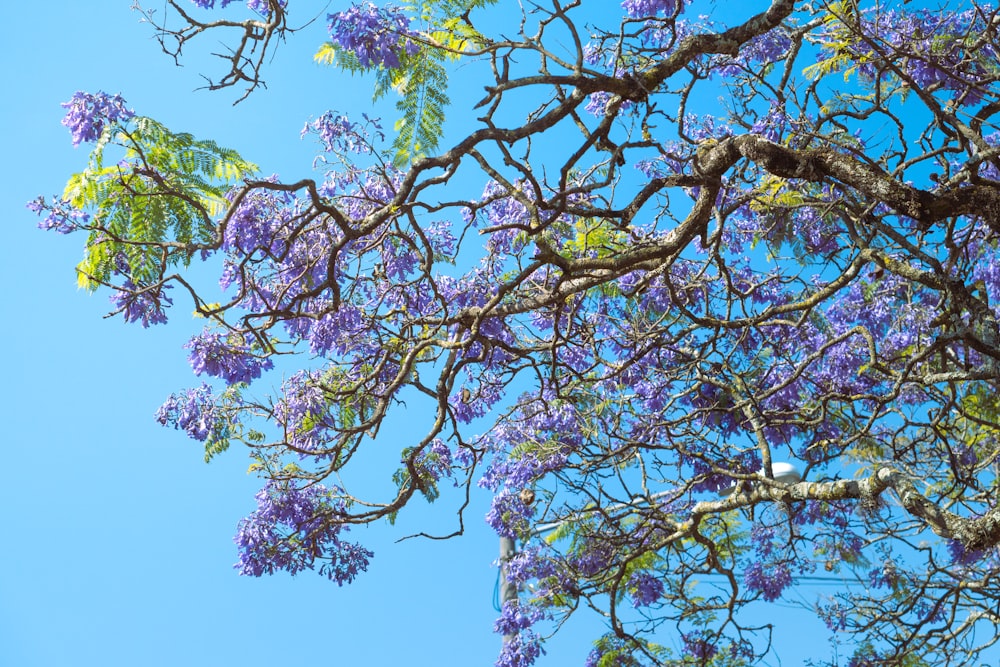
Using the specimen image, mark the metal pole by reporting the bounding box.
[499,535,518,643]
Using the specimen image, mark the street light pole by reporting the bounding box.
[499,535,518,643]
[494,463,802,641]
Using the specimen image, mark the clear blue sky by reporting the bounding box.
[1,3,835,666]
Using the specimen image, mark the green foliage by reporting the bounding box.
[63,117,257,290]
[204,384,247,463]
[803,1,865,82]
[562,217,630,259]
[588,635,670,667]
[393,446,442,503]
[313,41,339,67]
[389,49,450,165]
[411,0,496,47]
[315,0,497,164]
[954,387,1000,472]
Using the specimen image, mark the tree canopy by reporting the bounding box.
[29,0,1000,665]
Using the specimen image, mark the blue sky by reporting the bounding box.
[0,2,843,666]
[2,3,517,665]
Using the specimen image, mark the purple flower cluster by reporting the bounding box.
[302,111,378,155]
[846,649,891,667]
[818,599,848,632]
[451,371,508,422]
[26,196,90,234]
[621,0,681,18]
[816,265,937,391]
[495,629,544,667]
[792,500,852,528]
[569,537,616,578]
[290,303,366,357]
[185,328,274,385]
[713,29,792,78]
[481,445,557,496]
[190,0,285,11]
[234,480,373,584]
[414,439,454,484]
[743,559,792,602]
[947,539,987,566]
[627,572,664,607]
[156,383,228,442]
[486,488,536,538]
[272,371,336,452]
[749,523,777,558]
[493,600,546,636]
[220,177,296,260]
[503,546,560,587]
[584,636,637,667]
[816,7,999,107]
[584,90,633,117]
[478,396,581,492]
[327,3,418,69]
[60,91,134,147]
[110,281,173,327]
[866,561,900,590]
[681,632,719,661]
[245,0,286,13]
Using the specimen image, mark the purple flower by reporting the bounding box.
[234,480,373,584]
[190,0,286,12]
[495,629,544,667]
[110,281,173,327]
[272,371,337,452]
[189,0,254,8]
[867,561,900,590]
[585,90,633,117]
[503,546,561,588]
[818,600,848,632]
[222,176,296,258]
[450,371,506,425]
[750,523,777,558]
[414,439,454,484]
[156,383,230,442]
[947,539,987,566]
[743,559,792,601]
[486,489,535,538]
[327,3,419,70]
[714,29,792,78]
[301,111,380,155]
[493,600,546,636]
[60,91,134,147]
[26,196,90,234]
[627,572,664,607]
[682,632,719,661]
[584,636,636,667]
[185,328,274,385]
[246,0,286,13]
[570,538,615,577]
[622,0,680,18]
[847,650,891,667]
[297,304,366,357]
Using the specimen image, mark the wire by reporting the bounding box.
[492,567,504,612]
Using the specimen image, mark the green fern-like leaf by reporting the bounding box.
[313,0,500,164]
[65,117,257,290]
[802,1,864,81]
[314,41,339,66]
[391,49,450,164]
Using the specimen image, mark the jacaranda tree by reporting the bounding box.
[30,0,1000,664]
